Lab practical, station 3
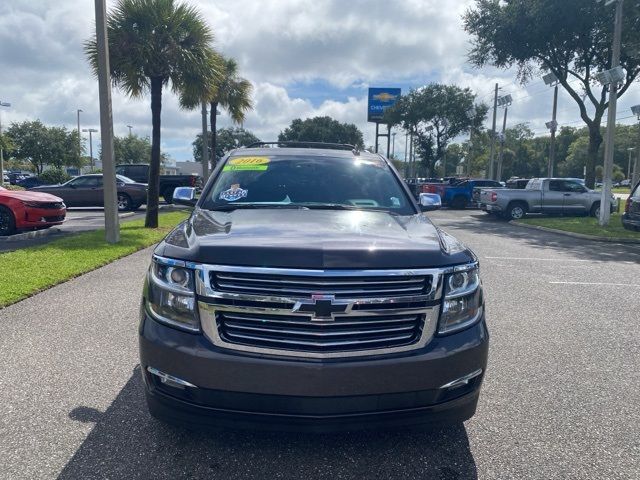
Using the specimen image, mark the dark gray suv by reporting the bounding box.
[139,143,488,431]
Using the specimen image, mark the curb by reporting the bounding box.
[510,221,640,244]
[0,227,63,243]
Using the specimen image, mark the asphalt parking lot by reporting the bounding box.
[0,209,638,479]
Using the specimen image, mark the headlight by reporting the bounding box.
[146,257,199,332]
[438,265,483,335]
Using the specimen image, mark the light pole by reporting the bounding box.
[466,106,477,178]
[77,109,83,167]
[596,0,625,226]
[543,72,559,177]
[201,102,209,180]
[391,132,396,157]
[632,104,640,188]
[488,84,499,179]
[127,125,133,136]
[627,148,635,180]
[0,101,10,187]
[82,128,98,170]
[496,94,512,182]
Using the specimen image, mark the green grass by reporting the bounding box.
[518,205,639,240]
[612,187,631,194]
[0,212,188,308]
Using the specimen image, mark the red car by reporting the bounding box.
[0,186,66,236]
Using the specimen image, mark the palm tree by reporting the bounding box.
[208,58,253,170]
[85,0,222,227]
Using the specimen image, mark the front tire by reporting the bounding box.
[590,202,600,218]
[117,193,132,212]
[162,187,176,204]
[506,202,527,220]
[0,205,16,236]
[451,196,467,210]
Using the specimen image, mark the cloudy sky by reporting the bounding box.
[2,0,640,164]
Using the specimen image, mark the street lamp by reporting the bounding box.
[631,104,640,188]
[496,94,512,181]
[627,148,635,180]
[466,106,478,177]
[391,132,396,157]
[77,110,83,166]
[543,72,560,177]
[596,0,625,226]
[127,125,133,136]
[82,128,98,170]
[0,101,11,187]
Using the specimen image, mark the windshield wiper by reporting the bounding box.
[207,204,304,212]
[302,204,400,215]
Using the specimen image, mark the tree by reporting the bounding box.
[6,121,82,173]
[86,0,223,228]
[278,116,365,148]
[100,134,169,165]
[463,0,640,188]
[192,127,259,164]
[207,58,253,171]
[385,85,487,176]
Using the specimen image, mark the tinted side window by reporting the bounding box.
[549,180,564,192]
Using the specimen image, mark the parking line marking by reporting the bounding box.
[550,281,640,287]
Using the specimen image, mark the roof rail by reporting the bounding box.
[245,141,360,154]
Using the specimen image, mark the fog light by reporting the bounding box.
[147,366,197,390]
[440,369,483,390]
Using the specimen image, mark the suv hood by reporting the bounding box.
[157,208,475,269]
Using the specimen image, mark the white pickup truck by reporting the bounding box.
[479,178,617,220]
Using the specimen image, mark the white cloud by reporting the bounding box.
[2,0,639,163]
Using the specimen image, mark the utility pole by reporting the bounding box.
[127,125,133,136]
[488,83,499,180]
[94,0,119,243]
[543,73,559,177]
[0,101,10,187]
[497,106,509,181]
[201,102,209,180]
[627,148,635,180]
[599,0,624,227]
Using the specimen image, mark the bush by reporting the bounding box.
[39,169,71,185]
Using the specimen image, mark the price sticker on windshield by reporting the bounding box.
[223,157,270,171]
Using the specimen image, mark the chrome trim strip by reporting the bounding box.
[199,302,439,359]
[440,369,483,389]
[147,367,197,388]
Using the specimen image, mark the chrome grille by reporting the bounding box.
[209,271,432,298]
[216,311,424,353]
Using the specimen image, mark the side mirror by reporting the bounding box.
[419,193,442,212]
[173,187,197,207]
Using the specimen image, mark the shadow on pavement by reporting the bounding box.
[436,211,640,264]
[59,367,477,480]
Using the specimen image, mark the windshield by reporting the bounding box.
[201,154,415,215]
[116,175,135,183]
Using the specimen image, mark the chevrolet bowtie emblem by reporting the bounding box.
[372,92,398,102]
[292,294,352,321]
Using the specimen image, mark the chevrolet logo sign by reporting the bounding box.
[372,92,398,103]
[292,295,352,321]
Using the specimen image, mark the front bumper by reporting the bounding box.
[622,213,640,230]
[139,311,489,431]
[18,207,66,229]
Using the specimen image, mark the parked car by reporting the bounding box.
[622,181,640,231]
[31,174,147,211]
[0,186,66,236]
[16,176,46,189]
[115,164,202,203]
[424,179,503,209]
[505,178,531,189]
[480,178,617,220]
[140,143,488,431]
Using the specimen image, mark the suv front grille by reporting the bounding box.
[210,271,432,298]
[216,311,424,353]
[196,265,445,359]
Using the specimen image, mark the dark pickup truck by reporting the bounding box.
[115,164,202,203]
[139,143,488,431]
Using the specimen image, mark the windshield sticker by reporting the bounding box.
[219,184,248,202]
[223,156,270,172]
